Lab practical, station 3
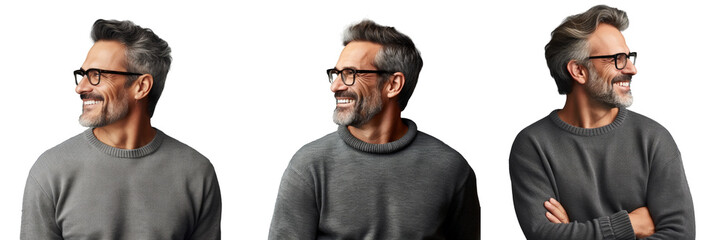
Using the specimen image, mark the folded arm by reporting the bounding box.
[545,198,656,238]
[509,135,635,240]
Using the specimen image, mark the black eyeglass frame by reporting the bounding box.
[74,68,143,86]
[327,68,393,86]
[587,52,637,70]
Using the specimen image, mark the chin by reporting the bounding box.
[79,117,104,128]
[333,112,353,126]
[615,93,633,108]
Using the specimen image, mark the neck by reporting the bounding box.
[558,85,618,128]
[93,109,155,149]
[348,103,408,144]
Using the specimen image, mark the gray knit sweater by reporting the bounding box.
[269,119,480,239]
[509,108,694,239]
[21,128,222,240]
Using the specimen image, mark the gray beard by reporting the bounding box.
[585,69,633,108]
[333,96,383,127]
[79,99,129,127]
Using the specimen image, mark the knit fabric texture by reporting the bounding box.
[270,119,480,239]
[509,108,695,239]
[21,128,222,240]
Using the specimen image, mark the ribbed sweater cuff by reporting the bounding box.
[600,210,634,240]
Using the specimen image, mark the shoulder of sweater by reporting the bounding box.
[159,133,207,157]
[414,131,465,158]
[407,131,472,173]
[622,110,678,153]
[512,114,556,142]
[32,131,88,174]
[155,131,214,167]
[288,131,339,165]
[297,131,339,151]
[624,110,680,158]
[624,109,671,134]
[39,131,87,158]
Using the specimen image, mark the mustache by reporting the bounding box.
[80,93,104,101]
[335,91,357,99]
[612,74,632,83]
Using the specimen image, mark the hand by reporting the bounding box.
[629,206,655,238]
[544,198,569,224]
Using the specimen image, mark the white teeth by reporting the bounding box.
[615,82,630,87]
[336,99,353,104]
[84,100,101,105]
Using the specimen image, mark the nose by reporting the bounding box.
[330,76,348,93]
[622,60,638,75]
[75,75,93,94]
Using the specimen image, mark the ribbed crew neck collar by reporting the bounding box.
[337,118,418,154]
[550,107,628,136]
[83,128,165,158]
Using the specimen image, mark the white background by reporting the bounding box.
[1,0,718,239]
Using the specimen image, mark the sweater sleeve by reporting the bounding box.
[189,164,222,240]
[268,164,319,240]
[642,150,695,239]
[21,172,62,240]
[509,133,635,240]
[443,168,481,239]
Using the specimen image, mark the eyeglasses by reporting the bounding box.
[327,68,392,86]
[74,68,143,86]
[588,52,637,70]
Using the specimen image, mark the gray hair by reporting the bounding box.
[91,19,172,117]
[343,20,423,111]
[545,5,628,94]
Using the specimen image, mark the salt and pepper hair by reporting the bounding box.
[545,5,629,94]
[91,19,172,117]
[342,20,423,111]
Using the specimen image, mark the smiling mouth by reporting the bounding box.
[614,81,630,87]
[80,93,104,107]
[83,100,102,105]
[336,98,355,105]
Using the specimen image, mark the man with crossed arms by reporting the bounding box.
[510,5,694,240]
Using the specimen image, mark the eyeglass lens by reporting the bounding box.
[616,53,636,69]
[74,69,101,85]
[328,69,356,86]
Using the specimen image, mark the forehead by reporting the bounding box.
[335,41,382,69]
[588,23,630,55]
[82,40,127,71]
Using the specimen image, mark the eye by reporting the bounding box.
[87,70,100,78]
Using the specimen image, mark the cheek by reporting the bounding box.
[601,67,620,80]
[99,81,124,104]
[354,82,376,99]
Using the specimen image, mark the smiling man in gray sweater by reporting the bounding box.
[509,5,694,240]
[269,20,480,239]
[21,19,221,239]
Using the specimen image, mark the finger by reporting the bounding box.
[543,200,555,212]
[549,198,569,217]
[546,211,562,223]
[544,200,569,223]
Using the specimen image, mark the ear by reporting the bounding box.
[385,72,405,99]
[132,74,153,100]
[567,60,588,85]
